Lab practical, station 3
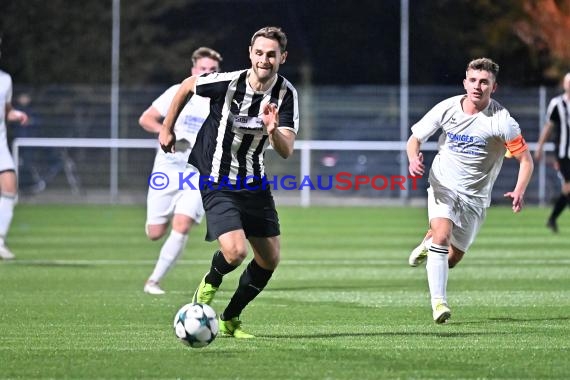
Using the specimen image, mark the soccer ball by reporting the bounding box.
[173,303,219,348]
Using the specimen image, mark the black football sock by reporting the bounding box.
[221,259,273,320]
[549,194,568,221]
[204,250,237,287]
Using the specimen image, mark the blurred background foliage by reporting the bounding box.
[1,0,569,86]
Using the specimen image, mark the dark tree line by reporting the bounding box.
[1,0,568,86]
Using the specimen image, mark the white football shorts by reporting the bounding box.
[0,139,16,172]
[146,146,204,226]
[427,185,486,252]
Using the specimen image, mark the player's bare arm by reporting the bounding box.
[6,104,29,125]
[159,76,197,153]
[139,106,163,134]
[534,121,553,161]
[406,135,425,176]
[263,103,295,158]
[504,149,534,213]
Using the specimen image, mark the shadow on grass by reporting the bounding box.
[488,316,570,322]
[267,285,420,292]
[451,316,570,325]
[260,331,502,339]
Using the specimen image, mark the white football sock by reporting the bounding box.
[0,193,17,245]
[426,243,449,310]
[148,230,188,283]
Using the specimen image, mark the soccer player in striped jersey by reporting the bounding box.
[534,72,570,233]
[159,26,299,338]
[140,47,223,295]
[0,40,29,259]
[407,58,534,323]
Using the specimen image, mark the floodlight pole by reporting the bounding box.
[538,86,546,206]
[399,0,410,200]
[110,0,120,202]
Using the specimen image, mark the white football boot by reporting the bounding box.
[408,237,430,267]
[144,280,165,295]
[0,245,15,260]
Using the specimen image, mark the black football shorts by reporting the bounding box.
[200,181,280,241]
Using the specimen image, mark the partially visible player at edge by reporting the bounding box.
[534,72,570,233]
[140,47,223,295]
[0,40,29,260]
[159,26,299,338]
[406,58,533,323]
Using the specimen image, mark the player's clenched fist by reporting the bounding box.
[159,128,176,153]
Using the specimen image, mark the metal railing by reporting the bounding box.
[12,137,554,206]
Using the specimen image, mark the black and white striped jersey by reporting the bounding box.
[546,95,570,159]
[188,69,299,184]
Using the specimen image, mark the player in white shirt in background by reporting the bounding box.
[139,47,223,295]
[406,58,534,323]
[0,43,30,259]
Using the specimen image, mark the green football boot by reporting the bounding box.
[219,317,255,339]
[192,274,218,305]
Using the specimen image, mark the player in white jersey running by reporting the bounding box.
[406,58,534,323]
[0,65,29,259]
[140,47,222,295]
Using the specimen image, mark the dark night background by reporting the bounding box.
[1,0,565,87]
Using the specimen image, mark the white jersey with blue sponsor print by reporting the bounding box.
[152,84,210,146]
[411,95,522,207]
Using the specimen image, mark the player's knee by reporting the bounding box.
[429,227,451,246]
[261,253,280,270]
[249,236,281,270]
[431,234,451,247]
[146,232,164,241]
[220,244,248,265]
[0,171,18,193]
[225,251,248,266]
[171,215,193,235]
[145,224,167,240]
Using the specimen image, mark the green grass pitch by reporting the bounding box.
[1,204,569,379]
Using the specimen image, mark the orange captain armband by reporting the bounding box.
[505,135,528,158]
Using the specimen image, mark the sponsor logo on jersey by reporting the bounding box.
[446,133,486,155]
[231,113,265,135]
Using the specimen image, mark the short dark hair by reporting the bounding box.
[191,47,223,66]
[250,26,288,52]
[466,58,500,80]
